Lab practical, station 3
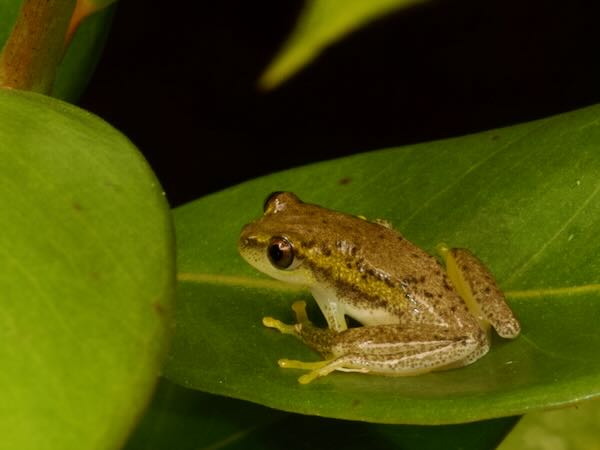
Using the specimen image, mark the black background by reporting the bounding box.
[79,0,600,208]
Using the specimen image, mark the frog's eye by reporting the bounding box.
[267,236,295,269]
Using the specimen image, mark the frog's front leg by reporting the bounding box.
[262,301,309,336]
[437,244,521,338]
[263,300,338,354]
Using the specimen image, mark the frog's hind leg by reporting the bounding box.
[284,336,483,384]
[438,245,520,338]
[284,323,488,383]
[264,302,486,384]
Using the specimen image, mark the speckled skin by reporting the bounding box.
[239,192,520,381]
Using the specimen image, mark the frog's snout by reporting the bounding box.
[238,230,249,251]
[238,223,262,261]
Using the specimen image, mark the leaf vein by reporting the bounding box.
[178,273,600,299]
[400,121,550,228]
[505,177,600,285]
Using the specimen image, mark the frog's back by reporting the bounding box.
[265,199,475,329]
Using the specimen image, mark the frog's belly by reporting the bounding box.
[343,303,401,327]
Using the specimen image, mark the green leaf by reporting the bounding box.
[0,89,175,449]
[0,0,20,38]
[166,103,600,424]
[259,0,424,89]
[499,399,600,450]
[125,378,517,450]
[52,4,115,101]
[124,378,287,450]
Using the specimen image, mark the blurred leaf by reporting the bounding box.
[0,0,115,101]
[0,0,20,40]
[125,378,517,450]
[499,399,600,450]
[82,0,118,10]
[53,3,115,101]
[0,89,175,449]
[259,0,424,89]
[124,378,287,450]
[166,104,600,424]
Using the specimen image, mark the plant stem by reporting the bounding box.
[0,0,76,94]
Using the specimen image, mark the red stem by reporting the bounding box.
[0,0,76,93]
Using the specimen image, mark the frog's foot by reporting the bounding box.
[277,357,358,384]
[262,301,312,336]
[262,316,299,336]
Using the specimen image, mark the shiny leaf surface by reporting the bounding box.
[0,89,175,449]
[499,399,600,450]
[167,104,600,424]
[125,378,517,450]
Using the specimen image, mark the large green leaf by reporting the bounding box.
[166,104,600,424]
[0,89,175,449]
[125,378,517,450]
[124,378,287,450]
[259,0,424,89]
[499,398,600,450]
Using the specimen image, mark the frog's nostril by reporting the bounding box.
[239,223,254,240]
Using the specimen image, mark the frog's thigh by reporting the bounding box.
[294,325,485,383]
[333,323,486,369]
[446,248,521,338]
[296,321,339,355]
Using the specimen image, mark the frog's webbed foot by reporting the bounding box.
[262,301,312,337]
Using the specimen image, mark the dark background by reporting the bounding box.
[79,0,600,208]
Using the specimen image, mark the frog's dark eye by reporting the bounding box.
[267,236,294,269]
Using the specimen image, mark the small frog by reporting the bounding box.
[238,192,520,384]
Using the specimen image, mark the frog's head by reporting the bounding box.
[238,192,320,287]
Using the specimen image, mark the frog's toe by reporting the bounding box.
[262,316,299,335]
[435,242,450,258]
[277,358,334,384]
[298,372,321,384]
[278,358,329,370]
[291,300,311,325]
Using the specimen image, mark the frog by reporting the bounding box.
[238,192,520,384]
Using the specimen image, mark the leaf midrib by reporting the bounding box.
[177,272,600,300]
